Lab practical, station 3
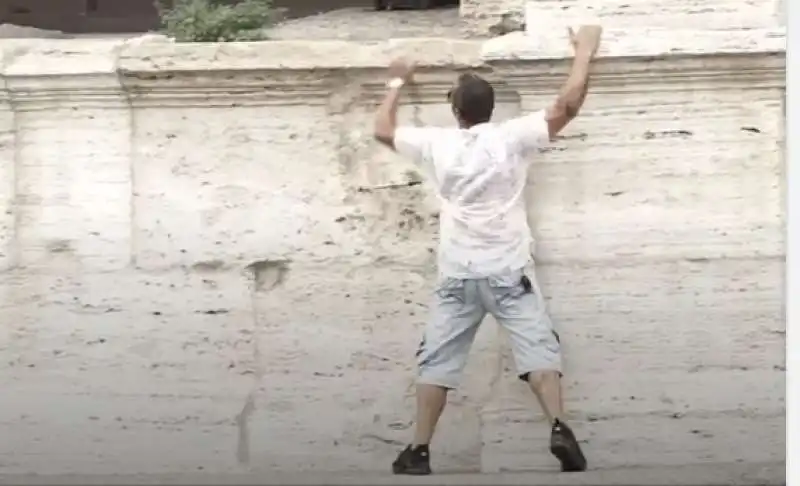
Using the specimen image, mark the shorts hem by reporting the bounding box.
[517,367,563,383]
[416,375,459,390]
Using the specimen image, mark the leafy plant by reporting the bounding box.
[156,0,277,42]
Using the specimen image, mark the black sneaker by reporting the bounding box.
[550,419,587,472]
[392,445,432,475]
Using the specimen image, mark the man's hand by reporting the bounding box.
[568,25,602,58]
[388,57,416,83]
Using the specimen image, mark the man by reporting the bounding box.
[373,26,603,475]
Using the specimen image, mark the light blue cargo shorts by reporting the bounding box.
[415,266,561,389]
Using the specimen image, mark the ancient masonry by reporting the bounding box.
[0,0,787,479]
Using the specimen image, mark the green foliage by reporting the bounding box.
[157,0,276,42]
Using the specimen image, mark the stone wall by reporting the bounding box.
[0,29,787,476]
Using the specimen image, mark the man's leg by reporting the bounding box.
[525,330,565,422]
[411,384,447,447]
[487,271,587,472]
[392,278,485,475]
[525,369,563,423]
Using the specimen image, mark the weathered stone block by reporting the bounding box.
[0,31,786,477]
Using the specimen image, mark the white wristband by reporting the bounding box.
[386,77,405,89]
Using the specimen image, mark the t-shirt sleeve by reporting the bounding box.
[499,110,551,153]
[393,126,435,164]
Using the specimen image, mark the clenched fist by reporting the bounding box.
[388,57,416,82]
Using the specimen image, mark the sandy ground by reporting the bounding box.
[269,5,464,40]
[0,23,72,38]
[0,462,785,485]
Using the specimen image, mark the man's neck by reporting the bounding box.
[460,120,490,129]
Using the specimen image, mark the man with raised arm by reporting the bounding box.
[373,26,603,475]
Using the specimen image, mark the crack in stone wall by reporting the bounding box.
[236,259,290,466]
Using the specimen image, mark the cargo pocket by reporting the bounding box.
[434,277,467,306]
[494,273,534,306]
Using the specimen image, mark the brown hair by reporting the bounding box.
[447,73,495,126]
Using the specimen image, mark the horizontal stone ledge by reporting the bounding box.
[0,31,785,106]
[120,38,485,73]
[0,38,484,80]
[482,27,785,62]
[0,27,785,79]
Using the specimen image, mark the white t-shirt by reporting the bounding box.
[394,110,550,279]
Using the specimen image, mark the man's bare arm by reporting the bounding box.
[545,26,602,139]
[545,52,592,138]
[374,58,416,150]
[374,86,403,149]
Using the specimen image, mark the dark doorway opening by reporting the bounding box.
[0,0,160,33]
[0,0,459,34]
[273,0,458,20]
